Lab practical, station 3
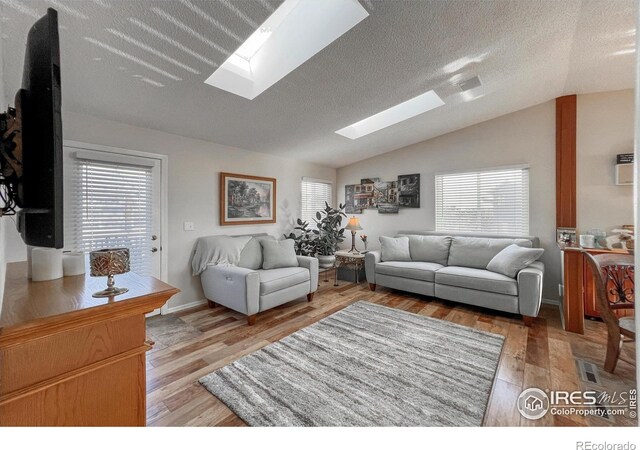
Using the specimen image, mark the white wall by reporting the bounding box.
[337,90,635,302]
[6,111,336,311]
[577,89,634,232]
[338,100,560,299]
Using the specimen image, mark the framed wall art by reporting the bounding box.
[344,173,420,214]
[220,172,276,225]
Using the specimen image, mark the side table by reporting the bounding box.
[334,251,366,286]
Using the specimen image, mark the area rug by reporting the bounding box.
[199,301,504,426]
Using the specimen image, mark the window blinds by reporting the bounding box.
[301,179,333,225]
[65,157,154,276]
[435,166,530,235]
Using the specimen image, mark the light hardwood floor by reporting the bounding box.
[146,276,636,427]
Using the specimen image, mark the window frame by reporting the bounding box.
[434,164,530,236]
[300,177,334,227]
[63,140,169,287]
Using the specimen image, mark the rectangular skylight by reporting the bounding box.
[335,90,445,139]
[204,0,369,100]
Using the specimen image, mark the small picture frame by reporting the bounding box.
[220,172,276,225]
[556,227,577,246]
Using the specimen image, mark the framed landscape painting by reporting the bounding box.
[220,172,276,225]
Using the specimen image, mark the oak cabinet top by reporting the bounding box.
[0,262,179,345]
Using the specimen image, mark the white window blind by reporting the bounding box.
[435,166,530,235]
[301,178,333,225]
[65,156,154,276]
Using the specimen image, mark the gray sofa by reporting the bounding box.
[198,234,319,325]
[364,231,544,323]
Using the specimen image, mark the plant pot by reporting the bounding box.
[317,254,336,269]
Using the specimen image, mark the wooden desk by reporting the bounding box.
[561,245,631,334]
[0,262,179,426]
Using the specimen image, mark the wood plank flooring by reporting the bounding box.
[146,277,636,427]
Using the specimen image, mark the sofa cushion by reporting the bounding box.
[487,244,544,278]
[447,237,532,269]
[380,236,411,262]
[261,239,299,270]
[238,235,274,270]
[258,267,310,295]
[375,261,444,282]
[402,235,452,266]
[435,266,518,296]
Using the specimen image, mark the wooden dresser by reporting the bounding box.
[0,262,179,426]
[561,245,633,334]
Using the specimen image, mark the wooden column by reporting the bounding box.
[562,249,585,334]
[556,95,577,228]
[556,94,582,333]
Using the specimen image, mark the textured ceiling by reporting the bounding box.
[0,0,635,168]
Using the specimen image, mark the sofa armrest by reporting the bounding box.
[365,251,381,284]
[200,265,260,315]
[297,256,319,293]
[517,261,544,317]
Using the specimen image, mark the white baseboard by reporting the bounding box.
[542,297,560,306]
[163,298,207,315]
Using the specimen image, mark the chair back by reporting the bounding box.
[584,252,635,330]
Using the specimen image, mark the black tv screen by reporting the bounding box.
[16,8,64,249]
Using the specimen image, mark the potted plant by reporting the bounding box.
[283,218,316,256]
[313,202,346,268]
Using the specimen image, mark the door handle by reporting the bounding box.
[151,247,158,253]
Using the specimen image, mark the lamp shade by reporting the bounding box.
[345,216,363,231]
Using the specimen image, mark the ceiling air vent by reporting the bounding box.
[456,76,482,92]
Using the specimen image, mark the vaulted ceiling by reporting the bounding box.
[0,0,635,168]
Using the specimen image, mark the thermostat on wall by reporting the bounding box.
[616,153,634,164]
[615,163,633,186]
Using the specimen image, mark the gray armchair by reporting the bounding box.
[199,235,318,325]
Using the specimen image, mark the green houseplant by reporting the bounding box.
[313,202,346,268]
[283,218,316,256]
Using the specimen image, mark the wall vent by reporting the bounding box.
[576,359,602,385]
[456,76,482,92]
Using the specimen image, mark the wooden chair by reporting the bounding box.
[584,253,635,373]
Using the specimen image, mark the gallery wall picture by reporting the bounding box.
[397,173,420,208]
[220,172,276,225]
[344,174,419,214]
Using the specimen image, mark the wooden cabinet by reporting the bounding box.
[562,247,632,334]
[0,262,179,426]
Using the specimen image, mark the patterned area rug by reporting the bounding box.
[199,301,504,426]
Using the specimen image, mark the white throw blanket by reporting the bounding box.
[191,235,252,276]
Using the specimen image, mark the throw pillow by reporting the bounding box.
[486,244,544,278]
[402,235,452,266]
[238,235,275,270]
[379,236,411,262]
[261,239,299,270]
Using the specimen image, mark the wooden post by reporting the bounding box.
[556,95,577,228]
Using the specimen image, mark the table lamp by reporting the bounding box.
[90,248,130,298]
[345,216,363,253]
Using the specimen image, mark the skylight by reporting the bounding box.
[235,26,272,61]
[335,90,445,139]
[204,0,369,100]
